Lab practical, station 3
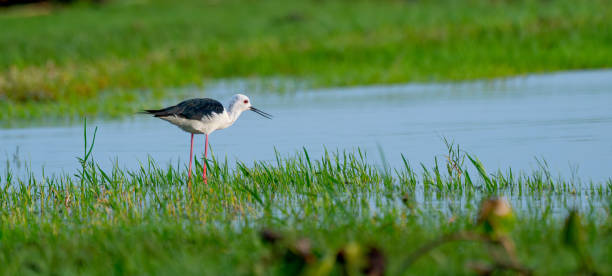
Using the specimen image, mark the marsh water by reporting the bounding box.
[1,70,611,182]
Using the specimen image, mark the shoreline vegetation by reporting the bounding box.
[1,130,611,274]
[1,0,612,123]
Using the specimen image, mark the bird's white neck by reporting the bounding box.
[226,102,245,124]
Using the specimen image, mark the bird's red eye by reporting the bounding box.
[243,100,249,104]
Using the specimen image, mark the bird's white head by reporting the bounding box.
[227,94,272,120]
[228,94,252,113]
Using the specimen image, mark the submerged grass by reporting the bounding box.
[1,0,612,122]
[1,133,611,274]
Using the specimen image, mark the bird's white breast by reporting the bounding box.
[161,111,231,135]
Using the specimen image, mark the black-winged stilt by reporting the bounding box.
[143,94,271,185]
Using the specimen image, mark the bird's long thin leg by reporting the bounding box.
[203,134,209,184]
[188,133,194,182]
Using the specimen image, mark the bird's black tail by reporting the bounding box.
[140,106,178,117]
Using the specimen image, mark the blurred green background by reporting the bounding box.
[1,0,611,122]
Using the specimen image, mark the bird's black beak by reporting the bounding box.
[250,107,272,119]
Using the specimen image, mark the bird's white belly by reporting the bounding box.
[161,113,229,135]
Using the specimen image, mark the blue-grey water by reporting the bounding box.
[1,70,611,182]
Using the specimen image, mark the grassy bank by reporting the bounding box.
[1,0,611,122]
[1,139,611,274]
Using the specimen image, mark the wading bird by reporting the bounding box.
[143,94,272,185]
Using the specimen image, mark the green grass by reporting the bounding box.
[1,0,611,123]
[1,131,611,274]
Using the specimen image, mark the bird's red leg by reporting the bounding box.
[188,133,194,182]
[203,133,209,184]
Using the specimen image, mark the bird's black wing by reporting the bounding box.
[175,98,225,120]
[143,98,224,120]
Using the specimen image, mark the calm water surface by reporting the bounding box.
[1,70,611,181]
